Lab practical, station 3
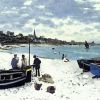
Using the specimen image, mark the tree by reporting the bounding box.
[18,33,23,38]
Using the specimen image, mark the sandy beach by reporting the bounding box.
[0,52,100,100]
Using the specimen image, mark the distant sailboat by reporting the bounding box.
[84,41,89,49]
[90,41,95,46]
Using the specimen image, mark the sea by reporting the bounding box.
[5,44,100,60]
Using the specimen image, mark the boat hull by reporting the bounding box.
[89,63,100,76]
[77,58,100,72]
[0,76,26,89]
[0,66,32,89]
[77,59,91,71]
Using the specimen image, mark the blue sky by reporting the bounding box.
[0,0,100,42]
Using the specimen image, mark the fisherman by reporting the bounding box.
[21,54,27,69]
[11,54,19,69]
[62,54,65,60]
[33,55,41,77]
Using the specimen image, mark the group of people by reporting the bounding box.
[11,54,41,77]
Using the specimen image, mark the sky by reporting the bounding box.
[0,0,100,42]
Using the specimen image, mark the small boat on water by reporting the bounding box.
[0,66,32,89]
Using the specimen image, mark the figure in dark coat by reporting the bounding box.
[62,54,65,60]
[33,55,41,77]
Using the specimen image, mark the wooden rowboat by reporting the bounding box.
[0,66,32,89]
[88,63,100,77]
[77,57,100,72]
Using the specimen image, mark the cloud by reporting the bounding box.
[0,10,18,15]
[0,0,100,42]
[20,13,29,18]
[35,5,45,9]
[24,0,32,6]
[32,17,100,42]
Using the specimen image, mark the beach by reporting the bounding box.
[0,52,100,100]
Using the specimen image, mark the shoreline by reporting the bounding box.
[1,42,100,46]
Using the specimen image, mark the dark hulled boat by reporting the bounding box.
[77,59,91,72]
[0,38,32,89]
[0,70,26,89]
[89,63,100,77]
[0,66,32,89]
[77,58,100,77]
[77,57,100,72]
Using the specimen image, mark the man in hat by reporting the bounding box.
[33,55,41,77]
[11,54,19,69]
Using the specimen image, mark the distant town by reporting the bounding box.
[0,30,96,45]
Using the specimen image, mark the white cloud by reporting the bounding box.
[45,12,53,16]
[24,19,36,30]
[51,17,75,26]
[76,0,100,11]
[90,0,100,11]
[91,0,100,2]
[11,7,17,10]
[93,4,100,11]
[0,11,18,15]
[21,13,29,17]
[0,24,5,28]
[75,0,85,3]
[24,0,32,6]
[39,16,50,21]
[33,17,100,42]
[21,15,99,42]
[35,5,45,9]
[21,6,27,9]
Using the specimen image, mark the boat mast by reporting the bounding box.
[29,36,30,66]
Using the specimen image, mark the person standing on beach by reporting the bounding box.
[33,55,41,77]
[62,54,65,60]
[21,54,27,69]
[11,54,19,69]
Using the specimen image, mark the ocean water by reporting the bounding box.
[6,44,100,60]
